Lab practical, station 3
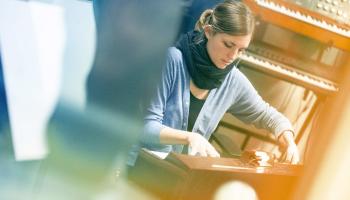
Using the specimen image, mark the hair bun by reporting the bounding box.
[195,9,213,31]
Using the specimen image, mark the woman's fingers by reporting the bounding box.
[188,133,220,157]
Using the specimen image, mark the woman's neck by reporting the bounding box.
[190,80,209,100]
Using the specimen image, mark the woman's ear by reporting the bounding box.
[203,25,213,39]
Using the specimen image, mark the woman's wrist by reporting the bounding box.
[160,127,192,145]
[279,130,295,145]
[185,131,194,145]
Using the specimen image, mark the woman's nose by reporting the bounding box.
[227,49,238,61]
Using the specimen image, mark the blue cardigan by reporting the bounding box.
[128,47,293,164]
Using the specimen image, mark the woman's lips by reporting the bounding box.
[222,59,233,65]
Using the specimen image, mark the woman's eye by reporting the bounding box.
[224,42,232,48]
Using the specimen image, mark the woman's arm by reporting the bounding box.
[140,48,176,145]
[228,71,299,164]
[159,126,189,144]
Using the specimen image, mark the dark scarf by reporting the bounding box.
[175,31,238,89]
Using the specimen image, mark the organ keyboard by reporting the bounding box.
[244,0,350,51]
[255,0,350,37]
[239,52,338,94]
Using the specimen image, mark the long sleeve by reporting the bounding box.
[140,49,176,145]
[227,70,293,138]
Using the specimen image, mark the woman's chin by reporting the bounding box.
[216,63,228,69]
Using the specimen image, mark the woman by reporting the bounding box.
[135,0,299,164]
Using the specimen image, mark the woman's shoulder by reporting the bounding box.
[226,67,253,89]
[230,68,258,95]
[164,47,187,74]
[229,67,248,82]
[166,47,184,63]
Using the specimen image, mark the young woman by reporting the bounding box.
[134,0,299,164]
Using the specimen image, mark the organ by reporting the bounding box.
[241,0,350,94]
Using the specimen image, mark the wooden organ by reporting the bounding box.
[242,0,350,93]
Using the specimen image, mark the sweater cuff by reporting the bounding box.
[141,121,166,145]
[274,121,294,139]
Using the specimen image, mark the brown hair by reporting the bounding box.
[195,1,255,37]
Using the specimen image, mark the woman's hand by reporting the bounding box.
[187,132,220,157]
[278,130,300,164]
[159,127,220,157]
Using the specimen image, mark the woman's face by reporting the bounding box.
[204,27,252,69]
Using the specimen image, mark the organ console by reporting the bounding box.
[241,0,350,88]
[230,0,350,145]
